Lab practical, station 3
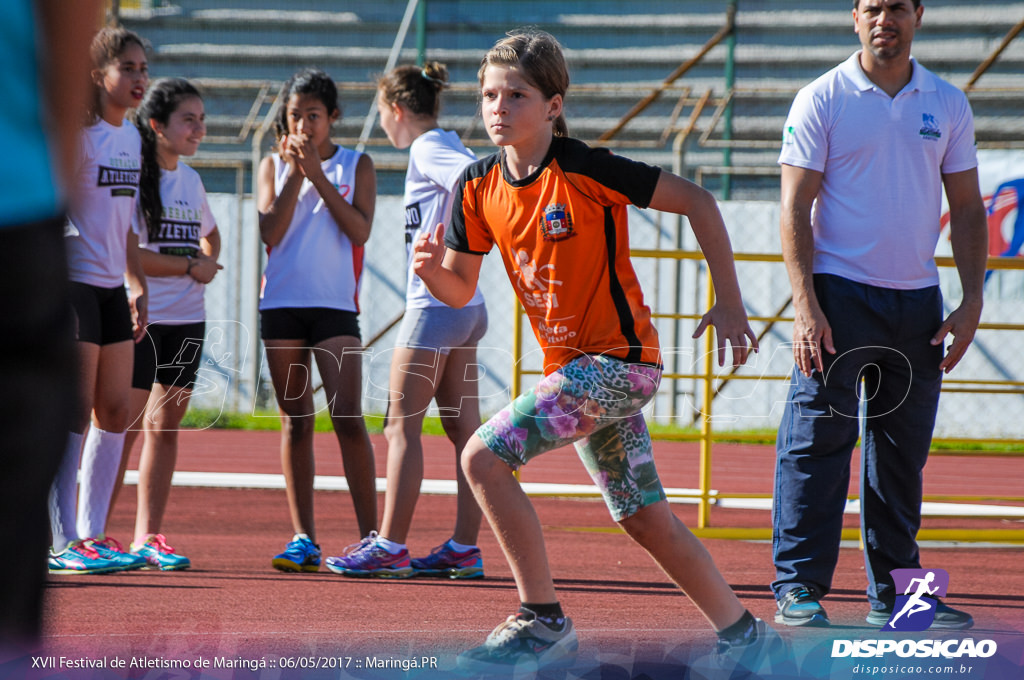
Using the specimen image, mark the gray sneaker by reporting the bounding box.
[775,586,830,627]
[456,613,578,674]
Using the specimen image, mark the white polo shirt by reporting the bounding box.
[779,52,978,289]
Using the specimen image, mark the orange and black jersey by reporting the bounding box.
[446,136,663,373]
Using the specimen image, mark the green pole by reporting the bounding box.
[416,0,427,67]
[722,0,737,200]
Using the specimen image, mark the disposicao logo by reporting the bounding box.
[831,568,998,660]
[886,568,948,631]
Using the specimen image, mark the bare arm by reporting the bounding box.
[780,163,832,376]
[300,144,376,247]
[284,133,376,246]
[125,230,148,342]
[138,249,188,277]
[189,226,223,284]
[257,152,302,248]
[412,223,483,308]
[201,226,222,260]
[35,0,103,188]
[137,228,223,284]
[933,168,987,373]
[649,171,757,366]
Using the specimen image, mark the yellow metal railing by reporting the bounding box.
[511,251,1024,543]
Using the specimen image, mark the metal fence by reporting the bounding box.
[110,2,1024,539]
[509,243,1024,540]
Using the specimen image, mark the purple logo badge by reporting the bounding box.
[883,568,950,631]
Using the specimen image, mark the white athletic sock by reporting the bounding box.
[75,426,126,539]
[377,536,407,554]
[448,538,477,553]
[49,431,85,553]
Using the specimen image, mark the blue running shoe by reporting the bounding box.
[88,536,148,571]
[48,539,121,575]
[325,531,413,578]
[131,534,191,571]
[411,541,484,579]
[273,534,321,573]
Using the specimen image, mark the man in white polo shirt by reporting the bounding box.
[771,0,987,630]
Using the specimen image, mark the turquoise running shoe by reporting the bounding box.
[48,539,121,575]
[131,534,191,571]
[411,541,484,579]
[272,534,321,573]
[325,531,413,578]
[88,536,148,571]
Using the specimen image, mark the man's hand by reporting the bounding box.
[792,304,835,376]
[932,300,982,374]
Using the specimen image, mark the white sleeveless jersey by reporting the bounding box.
[132,163,217,324]
[404,129,483,309]
[260,145,364,312]
[65,119,142,287]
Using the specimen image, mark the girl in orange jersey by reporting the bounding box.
[414,29,782,676]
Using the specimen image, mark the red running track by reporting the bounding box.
[33,431,1024,680]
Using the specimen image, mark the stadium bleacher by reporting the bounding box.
[120,0,1024,198]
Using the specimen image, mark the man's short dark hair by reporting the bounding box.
[852,0,922,9]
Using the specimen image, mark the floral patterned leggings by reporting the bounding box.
[476,354,666,521]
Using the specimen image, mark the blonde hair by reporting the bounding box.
[478,29,569,137]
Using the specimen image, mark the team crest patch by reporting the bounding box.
[540,203,575,241]
[919,113,942,141]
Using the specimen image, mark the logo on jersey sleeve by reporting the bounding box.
[405,201,422,246]
[540,203,575,242]
[919,113,942,141]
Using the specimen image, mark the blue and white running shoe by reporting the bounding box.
[48,539,122,575]
[272,534,321,573]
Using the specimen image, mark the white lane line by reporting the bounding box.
[122,471,1024,518]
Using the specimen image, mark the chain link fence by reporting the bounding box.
[115,1,1024,444]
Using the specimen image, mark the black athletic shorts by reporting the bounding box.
[69,282,133,345]
[131,321,206,390]
[259,307,361,345]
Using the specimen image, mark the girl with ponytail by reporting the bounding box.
[325,62,487,580]
[111,77,222,570]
